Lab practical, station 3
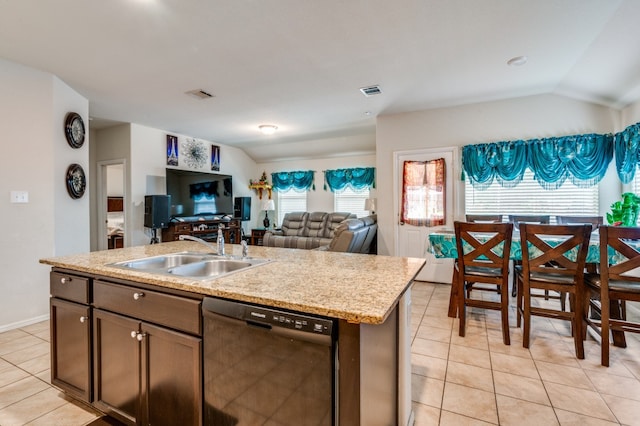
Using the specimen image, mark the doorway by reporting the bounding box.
[394,147,458,282]
[97,160,127,251]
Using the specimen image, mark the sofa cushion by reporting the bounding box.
[328,218,368,252]
[324,212,357,238]
[303,212,328,238]
[280,212,309,237]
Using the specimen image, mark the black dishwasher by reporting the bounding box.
[202,297,338,426]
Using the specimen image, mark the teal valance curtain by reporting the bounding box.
[324,167,375,192]
[528,134,613,189]
[462,141,528,190]
[271,170,315,192]
[614,122,640,183]
[463,133,613,189]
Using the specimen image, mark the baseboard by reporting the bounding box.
[0,314,49,333]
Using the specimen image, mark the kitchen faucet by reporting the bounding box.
[216,226,225,255]
[241,240,248,258]
[178,234,222,255]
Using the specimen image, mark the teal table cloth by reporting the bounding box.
[427,230,624,264]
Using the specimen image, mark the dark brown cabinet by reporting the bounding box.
[93,281,203,426]
[50,298,92,402]
[93,309,140,424]
[50,270,92,403]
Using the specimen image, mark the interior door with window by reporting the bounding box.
[395,148,457,283]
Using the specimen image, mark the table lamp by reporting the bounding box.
[364,198,377,214]
[261,199,275,228]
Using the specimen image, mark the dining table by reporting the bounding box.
[427,228,612,264]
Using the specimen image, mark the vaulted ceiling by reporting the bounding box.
[1,0,639,161]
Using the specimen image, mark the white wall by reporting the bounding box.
[53,78,90,256]
[257,152,376,224]
[376,94,619,256]
[129,124,258,245]
[622,99,640,129]
[0,59,88,330]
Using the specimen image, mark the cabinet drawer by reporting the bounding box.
[50,272,90,304]
[93,281,201,336]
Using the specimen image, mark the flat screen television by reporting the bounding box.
[165,168,233,218]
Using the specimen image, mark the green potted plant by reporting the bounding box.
[607,192,640,226]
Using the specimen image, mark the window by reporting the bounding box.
[276,190,307,226]
[465,169,599,221]
[334,187,370,217]
[401,159,446,226]
[193,194,217,215]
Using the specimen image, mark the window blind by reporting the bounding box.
[334,187,370,218]
[465,169,598,222]
[276,190,307,226]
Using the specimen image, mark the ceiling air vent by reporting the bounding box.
[359,85,382,97]
[185,89,214,100]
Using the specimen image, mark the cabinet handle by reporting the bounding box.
[131,331,138,339]
[79,316,88,323]
[133,292,144,300]
[60,277,71,284]
[136,332,146,342]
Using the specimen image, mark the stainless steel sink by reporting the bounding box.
[107,252,272,280]
[169,259,255,277]
[114,253,210,270]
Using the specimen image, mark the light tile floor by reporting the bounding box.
[0,283,638,425]
[410,281,640,426]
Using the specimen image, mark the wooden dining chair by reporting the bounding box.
[516,223,591,359]
[454,221,514,345]
[584,225,640,367]
[508,215,551,298]
[555,215,603,229]
[556,215,603,275]
[466,214,503,223]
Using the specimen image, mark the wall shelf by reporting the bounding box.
[249,183,272,200]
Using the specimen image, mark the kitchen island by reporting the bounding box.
[41,241,425,426]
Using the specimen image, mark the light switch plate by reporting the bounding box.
[10,191,28,203]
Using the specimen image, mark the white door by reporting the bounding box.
[394,148,457,283]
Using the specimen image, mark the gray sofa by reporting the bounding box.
[263,212,377,253]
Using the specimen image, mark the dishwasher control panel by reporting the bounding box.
[250,308,333,335]
[203,296,334,337]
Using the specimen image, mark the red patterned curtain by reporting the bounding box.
[401,158,446,226]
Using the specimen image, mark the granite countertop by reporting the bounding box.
[40,241,425,325]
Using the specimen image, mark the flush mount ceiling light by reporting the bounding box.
[507,55,528,67]
[259,124,278,135]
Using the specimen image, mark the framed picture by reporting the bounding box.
[211,145,220,171]
[166,135,178,166]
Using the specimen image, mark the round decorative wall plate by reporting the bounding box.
[64,112,85,148]
[66,164,86,199]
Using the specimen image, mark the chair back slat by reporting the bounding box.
[466,214,503,223]
[509,215,550,230]
[454,221,513,276]
[556,215,603,229]
[600,226,640,282]
[520,224,591,278]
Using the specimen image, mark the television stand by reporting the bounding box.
[162,217,242,244]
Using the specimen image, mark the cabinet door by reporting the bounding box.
[142,322,203,426]
[50,298,92,402]
[93,309,140,425]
